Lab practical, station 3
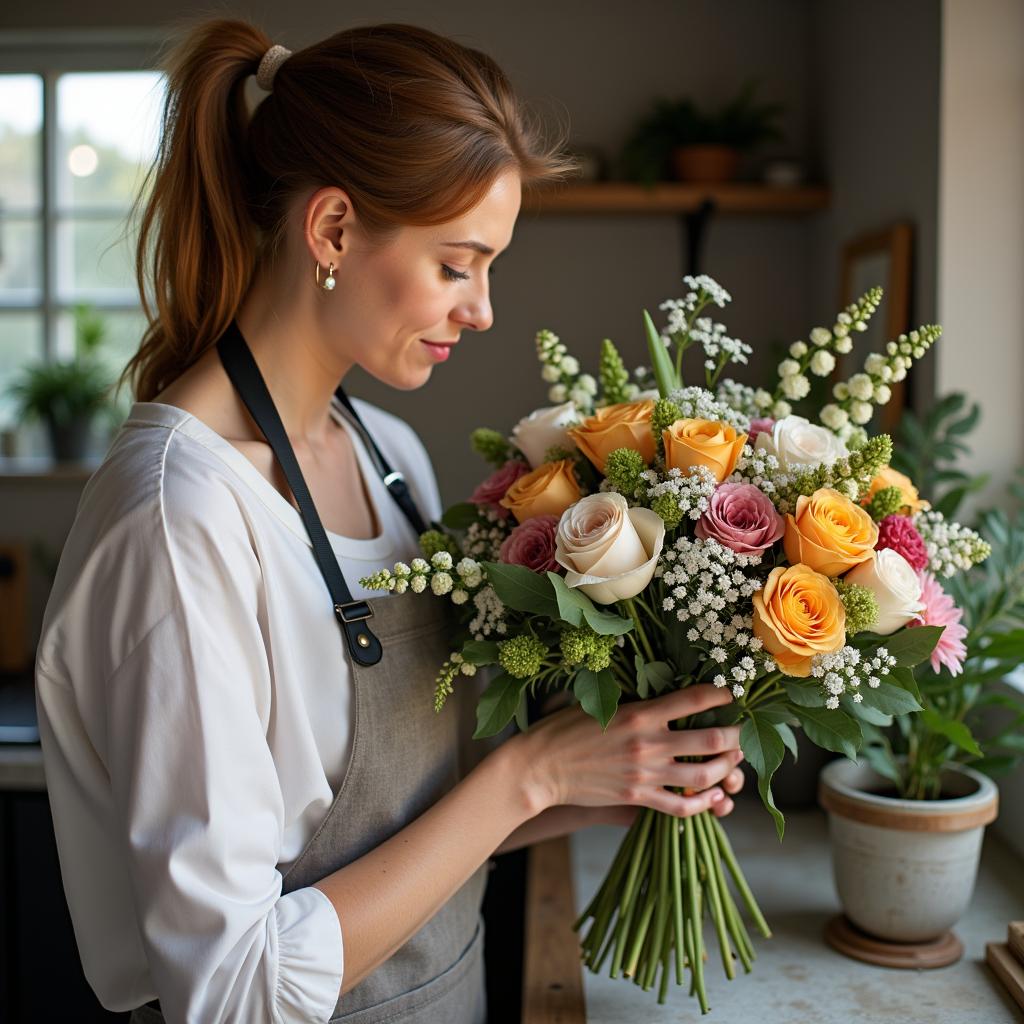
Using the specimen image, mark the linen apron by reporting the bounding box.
[130,322,489,1023]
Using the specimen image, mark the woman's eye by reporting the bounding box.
[441,264,470,281]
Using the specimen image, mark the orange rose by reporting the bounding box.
[568,400,656,473]
[783,487,878,577]
[500,459,581,522]
[752,564,846,677]
[862,466,930,514]
[662,418,747,483]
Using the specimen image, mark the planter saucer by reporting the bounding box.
[825,914,963,969]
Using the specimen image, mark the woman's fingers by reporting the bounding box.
[711,794,735,817]
[662,749,743,792]
[722,766,746,795]
[643,683,734,725]
[664,724,742,758]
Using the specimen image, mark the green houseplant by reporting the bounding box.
[7,304,115,462]
[819,393,1022,954]
[620,77,785,184]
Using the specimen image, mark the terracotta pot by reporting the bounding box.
[670,144,741,183]
[818,758,998,943]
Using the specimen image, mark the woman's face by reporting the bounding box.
[316,168,521,390]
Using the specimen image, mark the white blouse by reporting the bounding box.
[34,398,442,1023]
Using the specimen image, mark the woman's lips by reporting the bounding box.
[421,339,455,362]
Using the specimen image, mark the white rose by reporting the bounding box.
[510,401,579,468]
[844,549,925,635]
[754,414,849,471]
[555,492,666,605]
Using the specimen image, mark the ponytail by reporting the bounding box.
[123,19,578,402]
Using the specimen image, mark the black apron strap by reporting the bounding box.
[215,320,425,668]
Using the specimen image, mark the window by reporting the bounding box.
[0,33,165,441]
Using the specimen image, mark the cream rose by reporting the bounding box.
[755,414,848,470]
[555,493,666,605]
[510,401,580,469]
[844,548,926,635]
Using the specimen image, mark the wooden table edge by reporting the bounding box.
[521,835,587,1024]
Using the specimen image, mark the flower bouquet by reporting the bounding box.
[360,276,990,1009]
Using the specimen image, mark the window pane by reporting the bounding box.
[56,72,164,209]
[0,216,42,303]
[0,311,44,430]
[0,75,43,211]
[55,215,138,302]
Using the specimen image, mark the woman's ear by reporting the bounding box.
[304,186,353,266]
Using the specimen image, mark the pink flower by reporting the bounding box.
[470,460,530,518]
[876,514,929,571]
[695,482,785,556]
[910,571,968,675]
[499,515,561,574]
[747,417,775,444]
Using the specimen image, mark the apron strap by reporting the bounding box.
[215,320,424,668]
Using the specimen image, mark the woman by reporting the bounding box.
[34,18,746,1024]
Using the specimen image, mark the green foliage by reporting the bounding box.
[619,78,785,184]
[573,668,621,729]
[470,428,511,468]
[419,529,459,560]
[890,392,989,519]
[865,486,905,522]
[644,311,680,401]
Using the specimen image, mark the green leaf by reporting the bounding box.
[574,668,621,729]
[740,712,786,778]
[870,626,945,668]
[636,657,674,697]
[514,691,530,734]
[482,562,559,619]
[794,706,863,760]
[888,665,923,702]
[634,654,649,699]
[920,708,983,757]
[441,502,482,530]
[979,630,1024,661]
[775,721,799,764]
[784,680,826,708]
[461,640,500,666]
[546,572,634,635]
[643,309,678,398]
[859,680,923,716]
[842,695,893,727]
[473,672,526,738]
[759,771,786,842]
[860,743,902,786]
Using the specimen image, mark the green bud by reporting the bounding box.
[599,338,631,405]
[604,447,646,497]
[865,486,905,522]
[471,428,511,468]
[833,580,879,635]
[419,529,460,560]
[498,634,549,679]
[651,492,684,530]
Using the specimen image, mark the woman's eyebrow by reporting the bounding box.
[440,240,496,256]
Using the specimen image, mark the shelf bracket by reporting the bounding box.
[680,197,717,277]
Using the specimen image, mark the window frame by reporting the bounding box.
[0,30,166,360]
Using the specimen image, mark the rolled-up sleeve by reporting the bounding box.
[43,454,344,1023]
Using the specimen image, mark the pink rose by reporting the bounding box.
[748,417,775,444]
[470,460,530,518]
[876,514,929,571]
[695,482,785,556]
[499,515,561,573]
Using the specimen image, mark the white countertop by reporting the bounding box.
[571,798,1024,1023]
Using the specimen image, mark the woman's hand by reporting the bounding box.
[510,683,746,819]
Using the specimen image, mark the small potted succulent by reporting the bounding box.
[620,77,785,184]
[818,394,1023,960]
[7,304,115,462]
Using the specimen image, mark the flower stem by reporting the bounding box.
[693,810,735,980]
[711,816,772,938]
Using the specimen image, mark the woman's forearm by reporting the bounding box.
[313,735,539,996]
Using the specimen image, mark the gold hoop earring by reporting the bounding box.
[316,261,336,291]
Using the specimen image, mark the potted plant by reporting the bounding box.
[619,77,785,184]
[818,394,1024,963]
[6,304,115,462]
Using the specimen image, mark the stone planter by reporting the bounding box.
[818,758,998,948]
[670,144,741,183]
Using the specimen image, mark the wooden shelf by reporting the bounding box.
[522,181,829,215]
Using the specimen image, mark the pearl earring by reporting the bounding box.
[316,261,336,291]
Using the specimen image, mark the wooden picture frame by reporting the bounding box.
[838,222,914,435]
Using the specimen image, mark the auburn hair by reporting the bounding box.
[123,18,577,402]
